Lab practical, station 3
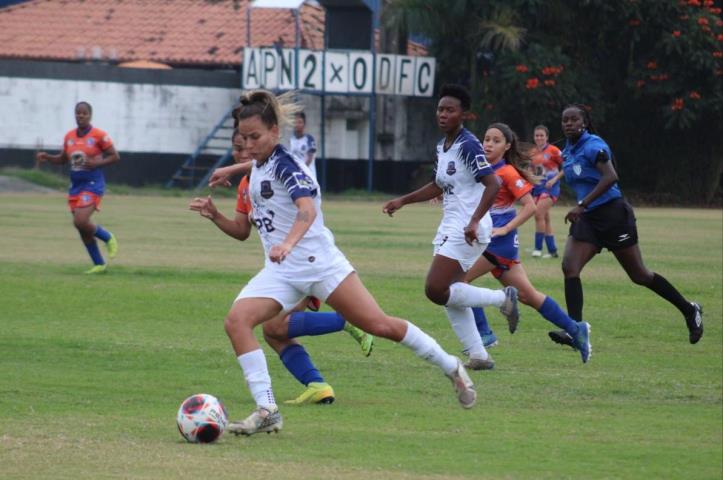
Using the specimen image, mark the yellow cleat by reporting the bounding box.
[106,234,118,259]
[284,382,335,405]
[344,324,374,357]
[85,264,107,274]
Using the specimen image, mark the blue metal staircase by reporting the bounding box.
[166,106,236,189]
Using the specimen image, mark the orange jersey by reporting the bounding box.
[235,175,252,214]
[491,162,533,215]
[530,144,562,176]
[64,127,113,171]
[63,126,113,195]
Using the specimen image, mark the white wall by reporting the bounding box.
[0,75,434,161]
[0,77,237,153]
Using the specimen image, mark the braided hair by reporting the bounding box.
[486,122,539,185]
[563,103,597,134]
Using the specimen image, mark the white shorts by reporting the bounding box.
[235,260,355,312]
[433,235,489,272]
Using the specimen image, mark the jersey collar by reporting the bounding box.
[76,125,92,137]
[491,159,507,171]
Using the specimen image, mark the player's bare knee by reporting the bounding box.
[424,283,447,306]
[561,259,578,278]
[628,270,653,286]
[262,321,286,342]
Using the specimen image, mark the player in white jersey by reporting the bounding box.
[289,111,317,181]
[383,84,520,371]
[223,90,477,437]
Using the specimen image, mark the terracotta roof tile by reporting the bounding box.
[0,0,426,67]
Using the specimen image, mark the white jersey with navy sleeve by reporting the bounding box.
[289,133,317,181]
[249,145,345,279]
[433,128,495,244]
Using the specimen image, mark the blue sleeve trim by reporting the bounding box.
[272,151,317,201]
[458,132,494,182]
[307,134,317,152]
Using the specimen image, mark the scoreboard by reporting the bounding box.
[242,47,436,97]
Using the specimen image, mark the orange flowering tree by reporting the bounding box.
[386,0,721,201]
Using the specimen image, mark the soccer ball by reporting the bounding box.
[176,393,228,443]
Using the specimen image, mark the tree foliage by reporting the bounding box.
[385,0,722,202]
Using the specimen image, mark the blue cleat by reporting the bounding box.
[572,322,592,363]
[481,331,498,348]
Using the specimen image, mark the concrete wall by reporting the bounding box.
[0,77,238,153]
[0,59,439,191]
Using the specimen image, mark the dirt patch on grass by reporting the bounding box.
[0,175,57,193]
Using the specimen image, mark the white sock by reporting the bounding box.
[237,349,276,409]
[447,282,505,308]
[400,321,458,375]
[444,305,488,360]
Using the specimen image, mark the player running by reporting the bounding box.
[219,90,477,436]
[382,84,519,371]
[36,101,120,273]
[190,129,372,406]
[549,104,703,348]
[462,123,591,363]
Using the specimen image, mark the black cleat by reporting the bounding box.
[548,329,576,349]
[686,302,704,344]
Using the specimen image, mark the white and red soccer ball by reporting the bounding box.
[176,393,228,443]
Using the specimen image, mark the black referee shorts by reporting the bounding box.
[569,198,638,252]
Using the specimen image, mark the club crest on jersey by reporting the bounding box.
[573,164,582,176]
[86,138,95,146]
[260,180,274,199]
[446,161,456,175]
[474,154,491,170]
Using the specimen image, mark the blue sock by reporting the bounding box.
[472,307,493,335]
[545,235,557,254]
[538,296,578,335]
[288,312,346,338]
[279,344,324,386]
[94,225,112,242]
[84,240,105,265]
[534,232,544,250]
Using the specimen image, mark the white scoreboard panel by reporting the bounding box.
[243,48,436,97]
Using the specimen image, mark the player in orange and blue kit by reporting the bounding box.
[530,125,563,258]
[36,102,120,274]
[463,123,591,363]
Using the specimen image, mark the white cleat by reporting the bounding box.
[227,406,283,436]
[446,358,477,409]
[531,249,542,258]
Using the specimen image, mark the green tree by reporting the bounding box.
[384,0,722,202]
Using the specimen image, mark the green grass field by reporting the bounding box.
[1,192,721,479]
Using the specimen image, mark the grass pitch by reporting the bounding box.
[0,192,720,479]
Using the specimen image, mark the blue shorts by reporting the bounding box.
[487,228,519,261]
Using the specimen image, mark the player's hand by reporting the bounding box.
[564,206,584,224]
[428,195,442,205]
[189,196,218,220]
[83,156,99,169]
[269,243,292,263]
[545,179,555,190]
[491,226,509,238]
[463,222,479,245]
[382,198,403,217]
[208,167,232,188]
[35,152,48,163]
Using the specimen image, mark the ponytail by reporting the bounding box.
[234,89,303,130]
